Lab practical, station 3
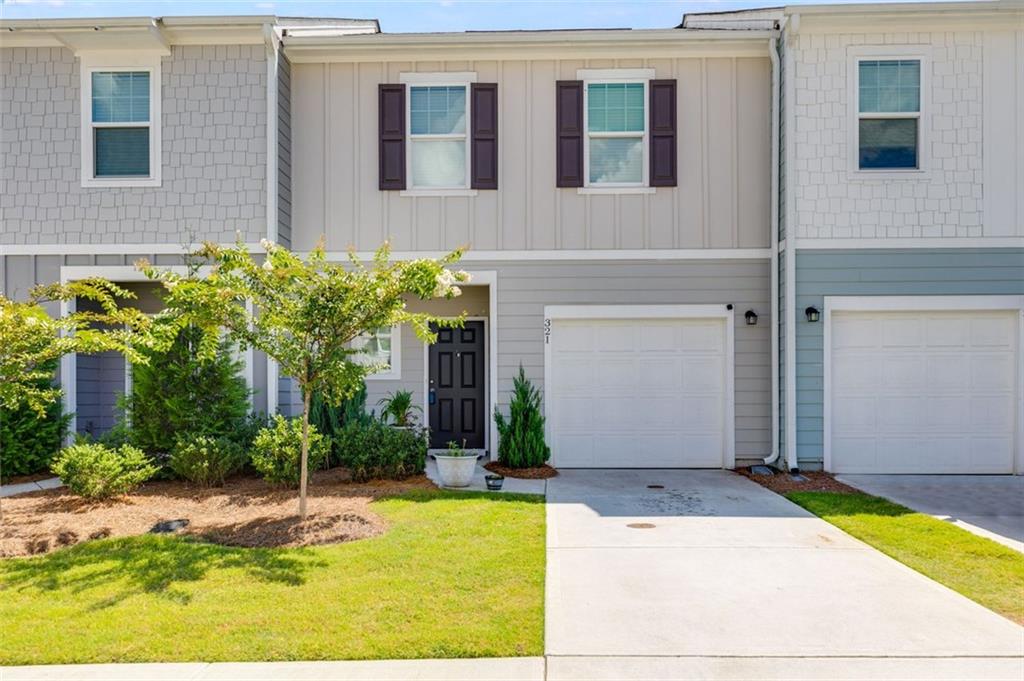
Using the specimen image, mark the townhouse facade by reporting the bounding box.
[1,1,1021,474]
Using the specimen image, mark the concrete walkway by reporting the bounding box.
[839,474,1024,553]
[425,458,547,495]
[544,469,1024,679]
[0,477,61,498]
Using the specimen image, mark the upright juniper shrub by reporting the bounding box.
[494,366,550,469]
[121,326,252,455]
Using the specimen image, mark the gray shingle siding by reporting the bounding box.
[0,45,267,246]
[794,248,1024,468]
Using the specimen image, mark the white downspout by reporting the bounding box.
[263,22,280,417]
[783,15,799,472]
[763,32,782,467]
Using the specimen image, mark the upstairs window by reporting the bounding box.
[409,85,469,190]
[857,59,920,170]
[585,81,647,186]
[80,56,161,187]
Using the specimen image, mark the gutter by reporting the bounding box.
[763,33,782,468]
[263,22,280,416]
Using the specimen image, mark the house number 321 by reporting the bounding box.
[543,318,551,344]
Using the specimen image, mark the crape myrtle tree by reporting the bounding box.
[0,280,155,515]
[141,239,470,518]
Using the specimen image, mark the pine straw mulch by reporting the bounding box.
[736,467,861,495]
[0,468,437,558]
[483,461,559,480]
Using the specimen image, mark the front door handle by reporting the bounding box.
[428,389,437,405]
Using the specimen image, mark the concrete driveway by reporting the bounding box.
[545,470,1024,679]
[838,474,1024,553]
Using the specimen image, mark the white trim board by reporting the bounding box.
[542,303,736,469]
[792,238,1024,250]
[821,295,1024,475]
[3,245,774,260]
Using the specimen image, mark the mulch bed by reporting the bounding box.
[737,467,861,495]
[483,462,559,479]
[0,468,437,558]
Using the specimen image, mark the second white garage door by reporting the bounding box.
[829,309,1019,474]
[546,315,730,468]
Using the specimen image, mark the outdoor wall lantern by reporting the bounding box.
[805,306,820,323]
[744,310,758,325]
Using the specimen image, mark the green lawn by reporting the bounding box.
[787,491,1024,625]
[0,490,545,664]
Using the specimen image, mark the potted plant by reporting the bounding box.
[377,390,422,428]
[434,439,477,488]
[485,473,504,491]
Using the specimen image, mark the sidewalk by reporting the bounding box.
[3,658,546,681]
[0,477,61,498]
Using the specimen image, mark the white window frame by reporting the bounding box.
[578,68,654,195]
[355,324,402,381]
[847,46,931,179]
[399,71,477,197]
[80,52,162,188]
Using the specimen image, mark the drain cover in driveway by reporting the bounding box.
[627,523,656,529]
[647,484,665,489]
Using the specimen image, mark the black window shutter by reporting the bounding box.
[649,79,677,187]
[379,84,406,190]
[471,83,498,190]
[555,80,584,188]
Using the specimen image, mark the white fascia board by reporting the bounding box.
[825,295,1024,313]
[795,237,1024,250]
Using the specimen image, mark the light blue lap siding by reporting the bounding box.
[794,248,1024,469]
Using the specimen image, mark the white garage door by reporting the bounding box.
[547,317,728,468]
[830,310,1018,474]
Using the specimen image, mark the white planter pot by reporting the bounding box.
[434,455,477,488]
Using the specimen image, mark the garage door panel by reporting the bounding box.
[972,315,1016,347]
[549,316,728,469]
[881,317,924,347]
[972,355,1016,390]
[830,308,1017,475]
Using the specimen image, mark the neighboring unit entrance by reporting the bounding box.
[545,307,733,468]
[828,306,1019,474]
[428,321,486,450]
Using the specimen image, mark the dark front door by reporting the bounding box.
[428,321,485,450]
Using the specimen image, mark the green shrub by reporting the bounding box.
[376,389,421,427]
[0,361,71,482]
[494,366,550,468]
[169,434,246,487]
[52,443,158,499]
[310,381,372,463]
[251,414,330,487]
[121,326,252,455]
[335,419,428,483]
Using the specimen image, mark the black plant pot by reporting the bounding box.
[485,474,504,491]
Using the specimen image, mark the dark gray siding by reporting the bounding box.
[794,248,1024,467]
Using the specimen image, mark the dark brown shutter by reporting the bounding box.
[379,84,406,190]
[555,80,584,187]
[648,79,677,187]
[470,83,498,190]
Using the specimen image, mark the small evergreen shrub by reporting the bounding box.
[121,326,252,455]
[376,389,421,427]
[52,443,158,499]
[169,434,246,487]
[494,366,550,468]
[251,414,330,487]
[0,361,71,481]
[310,382,371,463]
[335,419,428,482]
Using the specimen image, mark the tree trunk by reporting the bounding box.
[299,389,311,518]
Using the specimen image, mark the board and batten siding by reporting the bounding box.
[983,29,1024,237]
[277,53,293,248]
[290,57,771,253]
[794,249,1024,467]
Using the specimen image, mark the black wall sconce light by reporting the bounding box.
[744,310,758,325]
[805,306,820,323]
